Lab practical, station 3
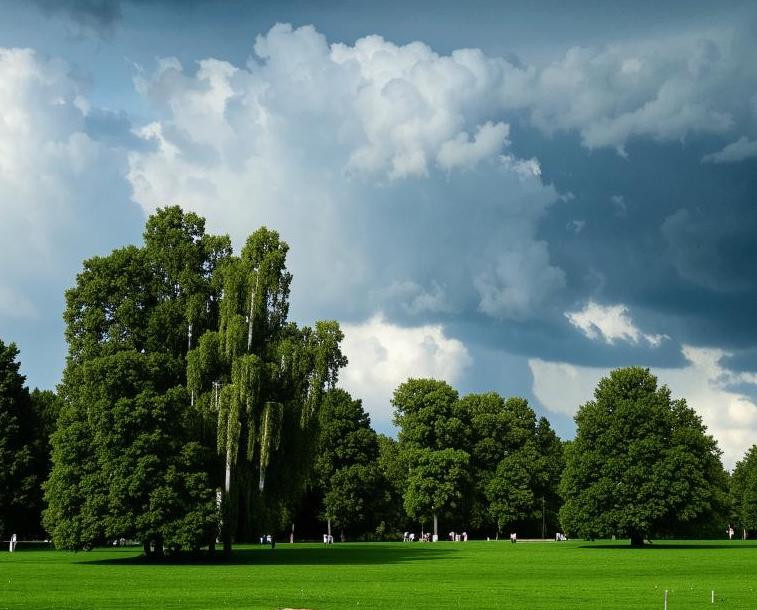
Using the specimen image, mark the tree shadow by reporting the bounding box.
[580,543,756,550]
[77,543,459,567]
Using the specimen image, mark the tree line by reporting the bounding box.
[1,207,756,550]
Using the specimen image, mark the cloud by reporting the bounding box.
[529,346,757,468]
[30,0,123,38]
[0,47,141,386]
[517,36,746,152]
[340,314,472,429]
[437,122,510,171]
[565,300,667,347]
[566,219,586,234]
[702,136,757,163]
[127,24,563,323]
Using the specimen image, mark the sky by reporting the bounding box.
[1,0,757,467]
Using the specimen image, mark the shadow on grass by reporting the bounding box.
[78,544,459,567]
[580,543,755,550]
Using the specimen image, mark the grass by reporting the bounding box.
[2,539,756,609]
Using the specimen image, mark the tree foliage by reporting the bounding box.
[731,445,757,533]
[185,227,347,551]
[0,340,49,538]
[560,367,729,545]
[45,207,228,552]
[315,389,388,537]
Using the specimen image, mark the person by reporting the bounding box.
[409,532,415,542]
[9,533,17,552]
[403,531,409,542]
[462,532,467,542]
[728,526,734,540]
[449,531,454,541]
[510,532,517,544]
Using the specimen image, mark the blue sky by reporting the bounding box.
[2,0,757,466]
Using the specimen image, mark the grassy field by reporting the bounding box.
[2,539,756,609]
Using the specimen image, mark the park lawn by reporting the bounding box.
[1,540,756,609]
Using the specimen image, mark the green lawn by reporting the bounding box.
[2,540,756,609]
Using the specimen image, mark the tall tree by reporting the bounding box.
[731,445,757,535]
[186,228,347,553]
[314,388,386,540]
[0,341,48,538]
[463,393,563,537]
[393,379,469,537]
[403,447,470,537]
[560,367,729,546]
[45,207,230,553]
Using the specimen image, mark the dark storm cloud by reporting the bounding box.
[30,0,122,36]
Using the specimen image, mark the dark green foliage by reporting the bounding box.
[184,227,347,550]
[0,341,49,538]
[403,448,470,528]
[560,367,729,545]
[731,445,757,533]
[314,389,389,537]
[393,378,465,450]
[393,380,564,537]
[45,207,229,551]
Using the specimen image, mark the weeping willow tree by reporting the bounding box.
[187,228,347,554]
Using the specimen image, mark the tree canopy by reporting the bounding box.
[0,340,49,538]
[560,367,729,545]
[731,445,757,534]
[45,207,347,554]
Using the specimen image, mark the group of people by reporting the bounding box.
[259,534,275,548]
[322,534,334,544]
[402,532,439,542]
[448,531,468,542]
[555,532,567,541]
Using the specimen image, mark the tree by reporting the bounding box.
[731,445,757,535]
[0,340,48,538]
[376,434,409,537]
[463,393,563,537]
[393,378,465,450]
[393,379,470,537]
[314,389,385,539]
[185,228,347,554]
[403,448,470,537]
[45,207,230,553]
[560,367,729,546]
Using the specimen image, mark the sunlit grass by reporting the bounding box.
[2,539,756,608]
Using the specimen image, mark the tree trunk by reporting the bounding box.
[340,528,345,543]
[327,518,332,539]
[630,531,644,546]
[433,513,438,539]
[290,522,295,544]
[223,452,233,557]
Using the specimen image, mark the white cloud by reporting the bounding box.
[702,136,757,163]
[340,314,472,428]
[529,346,757,468]
[565,300,667,347]
[127,24,563,323]
[512,35,745,152]
[0,48,132,310]
[437,122,510,171]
